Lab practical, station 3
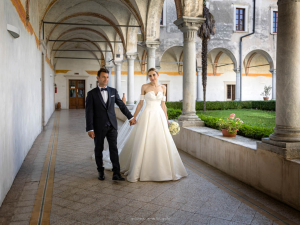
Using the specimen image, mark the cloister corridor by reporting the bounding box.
[0,110,299,225]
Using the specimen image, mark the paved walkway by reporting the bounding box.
[0,110,300,225]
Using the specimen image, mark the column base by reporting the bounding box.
[178,113,204,127]
[257,138,300,159]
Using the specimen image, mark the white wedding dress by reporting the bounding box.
[118,91,188,182]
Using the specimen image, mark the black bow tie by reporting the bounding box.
[101,88,108,91]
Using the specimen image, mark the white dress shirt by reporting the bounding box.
[99,86,108,104]
[87,86,134,132]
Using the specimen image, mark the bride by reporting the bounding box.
[96,68,188,182]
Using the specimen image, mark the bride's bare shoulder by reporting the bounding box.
[141,84,149,94]
[142,83,151,90]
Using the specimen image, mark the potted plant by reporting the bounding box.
[260,85,272,101]
[217,114,244,137]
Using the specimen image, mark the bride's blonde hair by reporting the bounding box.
[148,68,159,75]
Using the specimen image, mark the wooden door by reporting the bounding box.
[162,84,168,101]
[226,84,236,101]
[69,80,85,109]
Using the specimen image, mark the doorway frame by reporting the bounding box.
[64,75,89,109]
[160,80,170,101]
[224,81,236,101]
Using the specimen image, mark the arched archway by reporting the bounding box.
[243,49,275,74]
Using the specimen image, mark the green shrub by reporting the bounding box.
[167,108,182,119]
[166,100,275,111]
[251,101,275,111]
[166,102,182,109]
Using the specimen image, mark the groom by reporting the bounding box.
[86,68,136,181]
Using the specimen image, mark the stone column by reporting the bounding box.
[114,61,122,94]
[106,65,113,87]
[196,67,202,101]
[146,41,160,71]
[270,69,276,100]
[174,17,205,126]
[126,53,137,107]
[258,1,300,159]
[234,68,241,101]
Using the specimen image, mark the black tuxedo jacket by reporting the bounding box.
[85,86,133,132]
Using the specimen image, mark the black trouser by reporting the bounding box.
[94,125,120,173]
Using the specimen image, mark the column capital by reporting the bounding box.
[144,41,161,49]
[114,60,123,66]
[196,67,202,72]
[126,52,138,60]
[269,69,276,73]
[105,65,114,71]
[233,68,240,73]
[174,16,205,34]
[155,66,161,72]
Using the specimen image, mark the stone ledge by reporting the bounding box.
[172,125,300,211]
[185,126,257,150]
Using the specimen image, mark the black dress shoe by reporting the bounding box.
[98,171,105,180]
[112,173,125,181]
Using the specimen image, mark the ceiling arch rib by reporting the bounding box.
[119,0,145,41]
[213,51,223,76]
[50,27,114,57]
[54,47,102,67]
[53,42,104,61]
[53,38,105,62]
[45,13,127,50]
[245,53,257,75]
[50,31,107,58]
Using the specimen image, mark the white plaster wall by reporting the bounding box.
[205,72,273,101]
[0,0,55,206]
[44,63,55,123]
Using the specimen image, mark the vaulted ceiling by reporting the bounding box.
[26,0,202,64]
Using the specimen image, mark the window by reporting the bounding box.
[236,8,245,31]
[273,11,278,33]
[233,4,248,32]
[227,85,236,101]
[160,1,166,27]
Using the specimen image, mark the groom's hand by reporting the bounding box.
[88,131,95,139]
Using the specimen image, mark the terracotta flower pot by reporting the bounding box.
[263,97,269,101]
[221,129,237,137]
[122,93,126,105]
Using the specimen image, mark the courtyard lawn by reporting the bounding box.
[195,109,276,140]
[196,109,275,129]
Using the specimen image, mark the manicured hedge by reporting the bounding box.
[166,100,275,111]
[167,108,182,120]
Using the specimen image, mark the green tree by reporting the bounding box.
[198,2,215,111]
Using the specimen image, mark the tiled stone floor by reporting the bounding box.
[0,110,300,225]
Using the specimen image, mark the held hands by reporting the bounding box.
[129,117,137,126]
[88,131,95,139]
